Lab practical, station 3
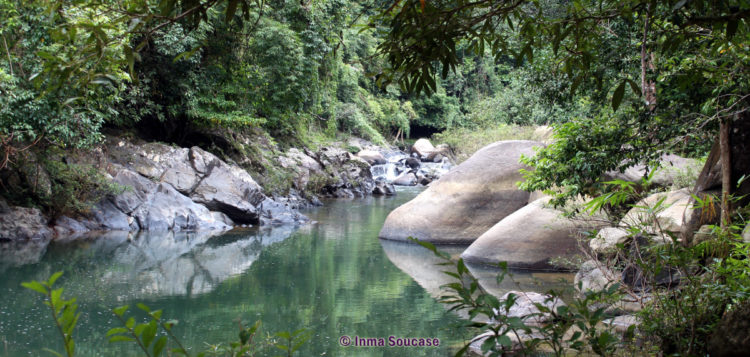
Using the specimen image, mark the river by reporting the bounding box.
[0,187,475,356]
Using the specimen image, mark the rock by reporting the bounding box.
[110,167,157,214]
[693,224,717,245]
[191,162,265,224]
[743,225,750,243]
[590,227,631,254]
[54,216,90,236]
[709,299,750,356]
[0,206,54,241]
[379,140,542,244]
[87,201,133,231]
[17,151,52,198]
[279,148,323,190]
[405,157,421,169]
[622,262,681,291]
[621,189,692,234]
[602,315,639,336]
[603,154,702,188]
[497,291,566,325]
[312,146,377,198]
[0,197,10,213]
[468,330,543,356]
[575,260,620,293]
[391,171,417,186]
[372,181,396,196]
[411,138,436,158]
[461,197,588,270]
[188,146,221,175]
[135,183,232,231]
[258,198,309,226]
[356,150,387,165]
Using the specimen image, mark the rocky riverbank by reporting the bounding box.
[0,135,455,244]
[377,137,708,354]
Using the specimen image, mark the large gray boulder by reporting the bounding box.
[620,188,692,234]
[604,154,702,188]
[461,197,585,270]
[411,138,436,158]
[0,205,54,241]
[110,167,157,214]
[134,183,232,231]
[258,198,309,226]
[379,140,541,244]
[191,162,265,223]
[356,150,387,165]
[575,260,620,293]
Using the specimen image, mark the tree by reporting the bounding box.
[372,0,749,240]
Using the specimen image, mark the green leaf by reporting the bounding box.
[112,305,129,317]
[107,327,128,337]
[626,79,640,97]
[41,347,64,357]
[51,288,63,306]
[109,335,135,343]
[611,81,625,112]
[48,271,64,286]
[21,281,48,295]
[498,334,512,347]
[153,336,168,356]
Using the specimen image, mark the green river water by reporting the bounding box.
[0,188,476,356]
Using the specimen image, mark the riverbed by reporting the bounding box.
[0,187,474,356]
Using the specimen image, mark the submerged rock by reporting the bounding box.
[379,140,541,244]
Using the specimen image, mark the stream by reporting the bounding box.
[0,188,473,356]
[0,184,574,356]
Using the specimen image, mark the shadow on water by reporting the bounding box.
[0,187,471,356]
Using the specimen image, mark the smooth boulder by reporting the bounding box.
[379,140,541,244]
[620,188,692,234]
[356,150,387,165]
[461,197,584,270]
[411,138,436,158]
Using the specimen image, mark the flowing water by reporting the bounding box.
[0,188,475,356]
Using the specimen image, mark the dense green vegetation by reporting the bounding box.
[0,0,610,159]
[2,0,750,355]
[378,0,748,204]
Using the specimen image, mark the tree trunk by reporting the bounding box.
[641,4,656,111]
[680,139,721,246]
[720,120,732,228]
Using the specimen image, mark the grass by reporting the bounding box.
[432,124,540,163]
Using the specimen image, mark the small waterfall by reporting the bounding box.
[370,150,453,186]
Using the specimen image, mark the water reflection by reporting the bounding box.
[2,226,303,300]
[380,239,464,299]
[465,262,574,298]
[0,239,50,270]
[0,187,470,357]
